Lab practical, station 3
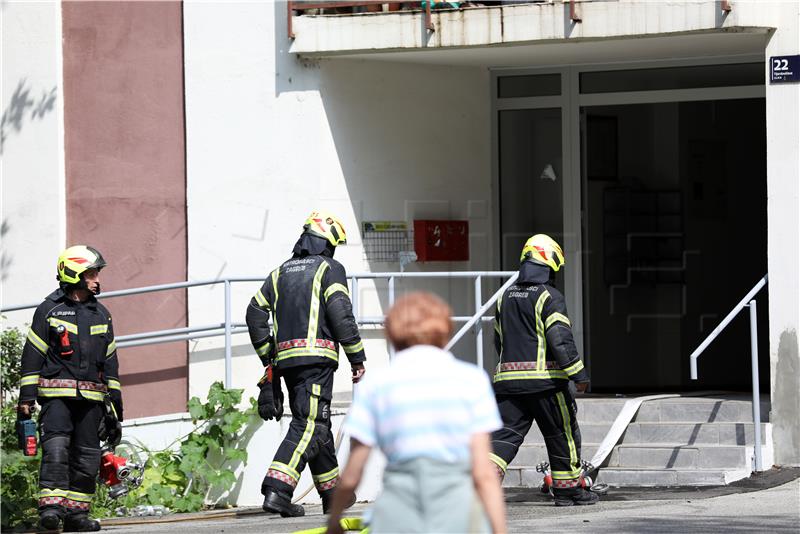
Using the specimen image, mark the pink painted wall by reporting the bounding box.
[62,1,188,418]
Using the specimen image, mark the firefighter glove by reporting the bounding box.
[258,381,278,421]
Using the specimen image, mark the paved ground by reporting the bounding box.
[100,476,800,534]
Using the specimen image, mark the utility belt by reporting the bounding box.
[37,378,108,402]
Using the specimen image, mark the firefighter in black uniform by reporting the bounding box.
[17,245,124,531]
[246,211,366,517]
[489,234,598,506]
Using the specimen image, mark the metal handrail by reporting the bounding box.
[689,274,768,472]
[2,271,516,387]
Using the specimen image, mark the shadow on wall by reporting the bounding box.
[0,79,57,155]
[272,4,497,367]
[0,218,11,282]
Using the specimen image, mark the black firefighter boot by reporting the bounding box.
[263,488,305,517]
[553,487,600,507]
[62,513,101,532]
[37,508,62,532]
[320,488,356,515]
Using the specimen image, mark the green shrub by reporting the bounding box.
[0,323,258,526]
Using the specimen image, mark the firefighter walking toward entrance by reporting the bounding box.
[246,211,366,518]
[489,234,598,506]
[17,246,123,531]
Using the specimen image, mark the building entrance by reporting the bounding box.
[494,60,767,392]
[581,99,768,392]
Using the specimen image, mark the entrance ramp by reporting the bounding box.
[505,395,772,488]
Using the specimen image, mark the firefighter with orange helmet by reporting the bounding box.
[18,246,123,531]
[246,211,366,517]
[489,234,598,506]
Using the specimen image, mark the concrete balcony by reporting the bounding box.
[288,1,771,63]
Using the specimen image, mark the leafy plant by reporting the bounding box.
[0,323,259,525]
[121,382,260,513]
[1,325,40,530]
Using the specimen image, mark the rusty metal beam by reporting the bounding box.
[721,0,732,13]
[425,0,433,32]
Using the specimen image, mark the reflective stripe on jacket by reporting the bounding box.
[493,262,588,395]
[246,254,366,371]
[19,289,121,404]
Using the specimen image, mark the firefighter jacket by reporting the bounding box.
[19,289,123,413]
[246,235,366,371]
[493,262,589,395]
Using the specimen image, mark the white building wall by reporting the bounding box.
[183,0,492,404]
[182,1,491,505]
[734,1,800,466]
[1,1,65,325]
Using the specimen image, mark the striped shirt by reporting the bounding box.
[345,345,502,464]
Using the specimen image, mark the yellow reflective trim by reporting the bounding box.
[26,329,48,355]
[270,461,301,481]
[545,312,571,330]
[106,340,117,357]
[563,359,584,377]
[556,391,579,469]
[20,374,40,386]
[80,390,105,401]
[535,291,550,371]
[342,341,363,354]
[493,369,568,382]
[274,347,339,363]
[306,262,330,344]
[551,468,584,480]
[107,379,121,391]
[271,269,280,338]
[288,390,318,470]
[256,340,272,356]
[312,467,339,483]
[254,289,269,309]
[323,283,349,301]
[312,383,321,395]
[40,488,69,498]
[66,490,94,502]
[489,453,508,473]
[48,317,78,335]
[39,387,78,397]
[90,324,108,335]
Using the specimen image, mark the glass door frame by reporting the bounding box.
[491,54,765,377]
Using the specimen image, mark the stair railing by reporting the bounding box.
[689,274,768,472]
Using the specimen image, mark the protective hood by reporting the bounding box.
[518,260,553,285]
[292,232,335,258]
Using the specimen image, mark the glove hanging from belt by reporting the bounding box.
[257,365,284,421]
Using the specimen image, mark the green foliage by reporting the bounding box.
[97,381,259,515]
[0,323,258,524]
[1,325,40,530]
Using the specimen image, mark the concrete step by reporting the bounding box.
[523,422,611,444]
[511,444,600,466]
[634,398,770,423]
[620,422,769,446]
[504,463,752,488]
[596,467,751,487]
[607,444,748,469]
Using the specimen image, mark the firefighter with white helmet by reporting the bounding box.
[18,245,123,531]
[246,211,366,517]
[489,234,598,506]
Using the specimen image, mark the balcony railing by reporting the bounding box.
[286,1,587,40]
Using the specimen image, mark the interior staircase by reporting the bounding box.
[503,395,772,488]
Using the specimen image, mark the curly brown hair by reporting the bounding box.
[385,292,453,351]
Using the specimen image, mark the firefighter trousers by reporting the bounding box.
[37,398,103,517]
[262,366,340,497]
[490,388,584,493]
